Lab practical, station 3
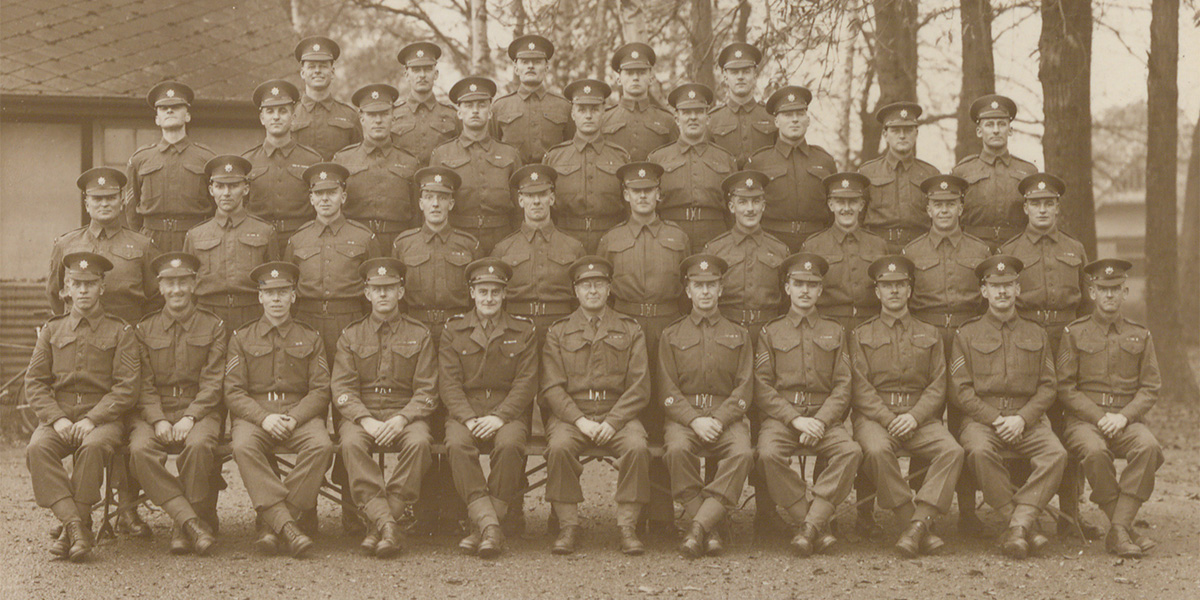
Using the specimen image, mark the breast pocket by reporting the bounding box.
[646,121,670,136]
[1013,334,1044,378]
[390,340,421,381]
[283,342,316,376]
[142,335,173,374]
[1116,335,1146,379]
[711,123,737,138]
[241,343,273,383]
[810,334,841,376]
[600,332,632,372]
[602,120,627,135]
[968,336,1002,377]
[184,334,215,373]
[292,245,320,262]
[85,331,119,374]
[336,242,368,263]
[910,333,938,374]
[136,162,164,199]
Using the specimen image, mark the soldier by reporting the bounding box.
[334,83,420,249]
[492,164,585,334]
[332,257,437,558]
[951,94,1038,249]
[392,42,461,166]
[224,261,334,558]
[649,82,737,252]
[492,35,573,164]
[124,81,216,252]
[128,252,223,556]
[746,86,838,251]
[950,255,1066,559]
[602,43,678,161]
[26,252,139,562]
[242,80,324,245]
[858,102,940,253]
[545,79,630,252]
[185,155,279,335]
[439,258,538,559]
[49,168,160,324]
[850,255,965,557]
[659,254,755,558]
[430,76,524,254]
[541,256,651,555]
[754,253,863,556]
[1057,259,1163,557]
[801,172,889,331]
[291,36,362,160]
[709,43,776,168]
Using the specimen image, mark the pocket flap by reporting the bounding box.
[813,334,841,351]
[144,336,172,350]
[284,343,315,358]
[711,123,737,136]
[1054,252,1083,267]
[440,156,469,169]
[138,162,163,176]
[602,120,627,135]
[484,152,516,169]
[191,237,221,251]
[336,242,367,258]
[391,340,421,358]
[1118,335,1145,354]
[401,250,431,266]
[970,337,1002,354]
[110,244,143,260]
[553,161,581,176]
[243,343,272,357]
[602,332,632,351]
[446,250,472,266]
[239,232,269,247]
[714,333,743,350]
[292,246,320,260]
[911,333,938,349]
[350,342,379,358]
[751,120,777,135]
[646,121,669,135]
[1013,335,1043,352]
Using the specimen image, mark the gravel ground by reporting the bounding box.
[1,398,1197,600]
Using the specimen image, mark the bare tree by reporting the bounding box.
[690,0,716,88]
[860,0,919,163]
[956,0,994,161]
[1183,108,1200,344]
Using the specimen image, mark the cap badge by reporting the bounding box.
[319,171,328,180]
[270,269,280,278]
[745,178,754,187]
[631,51,639,59]
[224,164,234,173]
[887,263,896,272]
[787,93,795,102]
[378,266,388,276]
[416,50,425,58]
[734,50,743,58]
[313,43,321,51]
[900,109,908,118]
[79,260,89,269]
[166,89,175,98]
[699,261,709,270]
[170,258,182,268]
[1105,266,1114,275]
[688,90,696,99]
[97,177,106,185]
[991,101,999,109]
[434,174,442,183]
[271,87,279,96]
[528,42,536,50]
[996,263,1006,272]
[587,264,594,270]
[530,172,539,181]
[841,179,850,188]
[487,266,495,273]
[638,169,646,177]
[582,85,591,93]
[371,91,379,99]
[1037,181,1046,190]
[469,83,477,92]
[940,181,948,190]
[803,261,812,270]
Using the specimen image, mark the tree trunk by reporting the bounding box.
[1145,0,1199,403]
[690,0,716,88]
[1181,110,1200,344]
[512,0,527,37]
[620,0,649,42]
[735,0,751,44]
[469,0,491,74]
[862,0,919,163]
[1038,0,1097,255]
[956,0,995,161]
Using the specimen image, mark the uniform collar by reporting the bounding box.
[785,308,821,329]
[87,219,124,239]
[572,133,603,153]
[775,137,810,157]
[984,309,1019,330]
[979,147,1011,166]
[619,94,652,112]
[300,94,334,111]
[1022,225,1060,245]
[157,136,191,154]
[363,136,394,156]
[256,316,295,338]
[263,137,298,158]
[1090,311,1126,333]
[630,215,665,237]
[405,93,440,112]
[214,207,248,229]
[566,307,620,335]
[677,136,707,154]
[831,224,862,244]
[517,83,548,100]
[727,95,758,113]
[458,130,494,150]
[730,225,763,244]
[420,223,454,243]
[520,221,556,241]
[67,306,105,331]
[370,310,402,332]
[883,150,914,171]
[316,214,347,236]
[688,309,722,328]
[928,227,963,248]
[879,310,912,329]
[163,305,199,330]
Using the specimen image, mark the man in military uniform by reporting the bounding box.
[128,252,223,556]
[951,94,1038,249]
[754,253,863,556]
[392,42,461,166]
[649,83,737,252]
[291,37,362,160]
[602,43,678,162]
[950,255,1066,559]
[439,258,538,559]
[850,255,964,557]
[746,86,838,251]
[225,261,334,558]
[708,43,776,168]
[659,254,755,558]
[334,83,420,249]
[545,79,630,252]
[124,81,216,252]
[858,102,940,253]
[26,252,139,562]
[332,257,437,558]
[541,256,651,555]
[243,80,324,246]
[492,35,573,164]
[801,172,889,331]
[185,155,279,335]
[430,76,524,254]
[1057,259,1163,557]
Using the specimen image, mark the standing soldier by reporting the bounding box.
[1058,259,1163,557]
[649,82,737,252]
[334,83,420,249]
[392,42,461,166]
[430,76,524,254]
[709,43,776,168]
[746,86,838,251]
[439,258,538,559]
[801,172,889,331]
[26,252,139,562]
[545,79,630,252]
[850,255,964,558]
[332,257,437,558]
[659,254,755,558]
[951,94,1038,249]
[185,155,279,335]
[124,81,216,252]
[754,253,863,557]
[950,255,1067,559]
[225,261,334,558]
[602,43,678,162]
[858,102,940,253]
[492,35,573,164]
[291,37,362,160]
[542,257,651,555]
[128,252,223,556]
[243,80,323,246]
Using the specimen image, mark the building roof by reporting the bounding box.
[1,0,298,104]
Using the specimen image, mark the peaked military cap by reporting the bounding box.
[681,254,728,282]
[1085,258,1133,286]
[510,164,557,193]
[147,81,194,108]
[920,174,968,201]
[205,155,252,183]
[415,166,461,194]
[63,252,113,281]
[251,261,300,290]
[466,257,512,286]
[360,257,406,286]
[77,167,126,196]
[397,42,442,67]
[569,256,614,283]
[781,252,828,282]
[722,170,769,198]
[823,172,870,200]
[352,83,400,112]
[563,79,611,105]
[611,42,656,71]
[153,252,201,278]
[509,35,554,61]
[295,36,340,62]
[975,255,1023,283]
[253,80,300,108]
[970,94,1017,121]
[449,77,497,104]
[1019,172,1066,200]
[668,83,714,110]
[303,163,350,192]
[876,101,922,127]
[765,85,812,115]
[617,162,664,189]
[869,255,915,282]
[718,43,762,69]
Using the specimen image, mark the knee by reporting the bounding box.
[946,443,966,466]
[1129,437,1164,465]
[545,441,573,463]
[757,443,786,466]
[78,435,116,458]
[26,436,55,462]
[859,439,891,462]
[181,436,214,456]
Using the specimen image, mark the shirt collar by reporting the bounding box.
[87,220,124,239]
[883,150,914,171]
[407,93,439,112]
[730,225,762,244]
[421,224,453,243]
[727,95,758,113]
[785,308,821,329]
[879,310,912,329]
[688,310,721,328]
[572,133,603,153]
[458,130,493,150]
[678,137,706,154]
[300,95,334,111]
[164,305,198,330]
[157,136,191,154]
[256,316,295,338]
[363,136,393,156]
[831,224,862,244]
[928,227,962,248]
[520,221,555,241]
[984,310,1019,330]
[1023,225,1059,244]
[67,306,105,331]
[775,137,809,157]
[517,83,547,100]
[369,310,402,332]
[263,137,297,158]
[619,94,651,112]
[317,214,347,236]
[979,147,1011,166]
[631,216,664,237]
[214,207,248,229]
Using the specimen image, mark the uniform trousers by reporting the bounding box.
[544,417,650,505]
[337,418,433,528]
[445,419,528,508]
[230,418,335,532]
[620,311,682,523]
[663,418,753,509]
[128,413,222,523]
[853,418,964,514]
[1063,419,1162,507]
[757,418,862,513]
[27,421,124,516]
[959,418,1066,518]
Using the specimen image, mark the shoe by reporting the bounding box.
[705,527,724,556]
[999,526,1029,559]
[280,521,314,558]
[342,511,366,537]
[170,525,191,555]
[895,521,926,558]
[552,525,580,555]
[360,524,380,555]
[298,509,319,537]
[502,508,526,537]
[49,523,64,540]
[1027,528,1050,555]
[375,522,402,558]
[254,522,279,555]
[1058,514,1104,540]
[619,526,645,556]
[808,523,837,554]
[920,526,946,555]
[117,510,152,539]
[1105,525,1143,558]
[184,518,215,556]
[679,521,705,559]
[1130,529,1157,553]
[49,526,70,557]
[477,524,504,559]
[458,527,481,555]
[958,511,986,538]
[790,524,815,557]
[65,519,93,563]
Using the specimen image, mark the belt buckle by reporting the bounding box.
[531,302,546,316]
[172,385,183,397]
[374,387,393,395]
[686,207,700,220]
[226,294,237,307]
[791,391,807,406]
[484,389,493,400]
[582,217,595,229]
[697,393,713,409]
[75,392,83,404]
[588,389,604,401]
[1100,393,1114,407]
